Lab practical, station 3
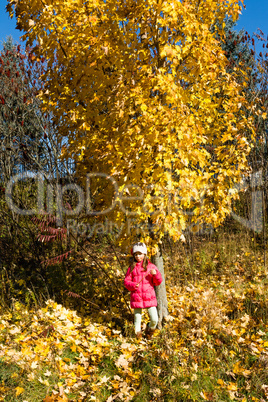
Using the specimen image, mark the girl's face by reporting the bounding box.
[134,252,145,262]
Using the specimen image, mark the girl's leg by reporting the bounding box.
[147,306,158,329]
[134,308,142,333]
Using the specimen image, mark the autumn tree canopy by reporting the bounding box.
[7,0,256,250]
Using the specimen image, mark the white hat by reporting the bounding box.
[132,242,147,255]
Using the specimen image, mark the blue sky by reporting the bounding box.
[0,0,267,47]
[235,0,268,34]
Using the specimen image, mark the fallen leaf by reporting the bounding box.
[15,387,24,396]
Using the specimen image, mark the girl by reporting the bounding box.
[124,242,162,339]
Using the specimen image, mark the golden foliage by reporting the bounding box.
[7,0,255,249]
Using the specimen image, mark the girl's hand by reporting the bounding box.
[150,269,156,275]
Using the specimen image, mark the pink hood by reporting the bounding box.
[124,261,163,309]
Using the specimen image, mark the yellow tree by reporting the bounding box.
[8,0,255,324]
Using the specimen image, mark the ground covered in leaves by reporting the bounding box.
[1,257,268,401]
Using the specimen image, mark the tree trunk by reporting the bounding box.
[151,245,169,329]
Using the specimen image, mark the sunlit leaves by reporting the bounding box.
[7,0,254,248]
[0,300,141,399]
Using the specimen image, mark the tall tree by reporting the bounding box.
[0,38,76,305]
[219,22,268,237]
[0,37,45,182]
[0,37,68,184]
[8,0,257,325]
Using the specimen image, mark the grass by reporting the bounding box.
[0,227,268,401]
[0,360,58,402]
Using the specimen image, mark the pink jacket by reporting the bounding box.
[124,261,163,309]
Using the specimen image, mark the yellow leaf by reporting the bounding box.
[70,344,76,352]
[15,387,24,396]
[227,382,237,391]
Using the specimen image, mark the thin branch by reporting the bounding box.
[69,232,132,314]
[106,235,126,275]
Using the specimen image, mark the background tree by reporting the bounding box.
[239,29,268,258]
[0,37,45,183]
[218,21,268,246]
[0,38,77,306]
[0,37,73,184]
